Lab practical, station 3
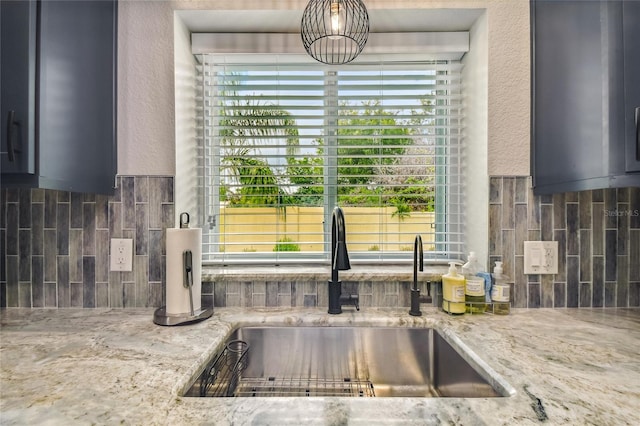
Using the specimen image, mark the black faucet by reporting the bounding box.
[328,206,358,314]
[409,234,423,316]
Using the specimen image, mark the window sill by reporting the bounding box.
[202,264,449,282]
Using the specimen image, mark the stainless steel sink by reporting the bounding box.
[184,326,514,398]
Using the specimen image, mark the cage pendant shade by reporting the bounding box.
[301,0,369,65]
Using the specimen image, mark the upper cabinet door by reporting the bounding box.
[623,0,640,173]
[0,0,37,174]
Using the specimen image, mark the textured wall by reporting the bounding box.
[118,0,530,176]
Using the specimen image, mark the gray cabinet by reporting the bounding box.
[1,0,117,195]
[531,0,640,195]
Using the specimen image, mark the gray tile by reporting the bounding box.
[579,230,591,282]
[122,177,136,230]
[541,274,554,308]
[135,176,149,203]
[96,195,109,229]
[554,282,566,308]
[96,282,109,308]
[527,184,541,231]
[70,192,83,229]
[592,202,605,256]
[501,229,515,279]
[83,203,96,256]
[566,256,579,307]
[265,282,278,307]
[149,230,163,282]
[514,256,526,308]
[489,177,501,204]
[592,189,604,203]
[488,204,502,256]
[6,203,18,255]
[56,203,69,255]
[123,282,136,308]
[19,189,31,228]
[501,177,515,229]
[70,282,83,308]
[18,230,31,281]
[214,283,226,307]
[31,188,44,203]
[69,230,83,282]
[44,282,57,307]
[96,230,109,283]
[135,255,149,307]
[604,281,616,307]
[303,294,317,307]
[552,193,566,229]
[109,271,123,308]
[616,203,629,255]
[83,256,96,308]
[630,230,640,281]
[528,283,540,308]
[515,177,527,203]
[515,204,527,256]
[604,189,617,229]
[31,203,44,256]
[57,257,70,308]
[605,230,617,281]
[629,282,640,307]
[578,191,592,229]
[44,191,57,228]
[19,282,31,308]
[109,202,122,238]
[44,230,57,282]
[617,187,629,203]
[5,256,18,307]
[554,230,567,282]
[31,256,44,308]
[566,203,579,255]
[579,282,591,307]
[540,204,553,241]
[592,256,604,307]
[617,255,629,307]
[135,203,149,256]
[630,188,640,229]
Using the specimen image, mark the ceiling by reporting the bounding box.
[177,8,484,33]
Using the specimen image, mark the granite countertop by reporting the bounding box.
[1,307,639,425]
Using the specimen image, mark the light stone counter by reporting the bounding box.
[1,307,639,425]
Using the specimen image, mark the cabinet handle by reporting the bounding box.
[636,107,640,161]
[6,110,19,162]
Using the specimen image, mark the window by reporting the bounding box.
[198,56,463,264]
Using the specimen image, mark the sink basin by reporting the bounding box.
[184,326,514,398]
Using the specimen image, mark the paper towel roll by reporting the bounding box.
[166,227,202,315]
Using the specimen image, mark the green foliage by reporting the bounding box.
[273,238,300,252]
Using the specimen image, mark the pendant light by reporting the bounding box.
[301,0,369,65]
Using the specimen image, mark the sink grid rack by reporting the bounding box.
[199,339,249,397]
[234,376,376,397]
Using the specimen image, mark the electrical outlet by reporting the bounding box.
[524,241,558,274]
[110,238,133,271]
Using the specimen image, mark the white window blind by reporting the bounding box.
[197,55,464,264]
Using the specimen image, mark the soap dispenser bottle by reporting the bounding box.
[491,261,511,315]
[462,252,486,314]
[442,262,466,315]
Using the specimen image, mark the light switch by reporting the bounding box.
[524,241,558,274]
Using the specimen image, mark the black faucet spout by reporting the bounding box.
[409,234,423,316]
[328,206,352,314]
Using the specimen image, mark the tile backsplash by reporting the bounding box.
[489,177,639,308]
[1,175,638,309]
[0,176,174,308]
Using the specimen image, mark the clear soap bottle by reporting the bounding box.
[462,252,486,314]
[490,261,510,315]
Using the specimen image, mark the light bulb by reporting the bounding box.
[330,0,341,36]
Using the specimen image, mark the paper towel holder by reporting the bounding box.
[153,212,213,326]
